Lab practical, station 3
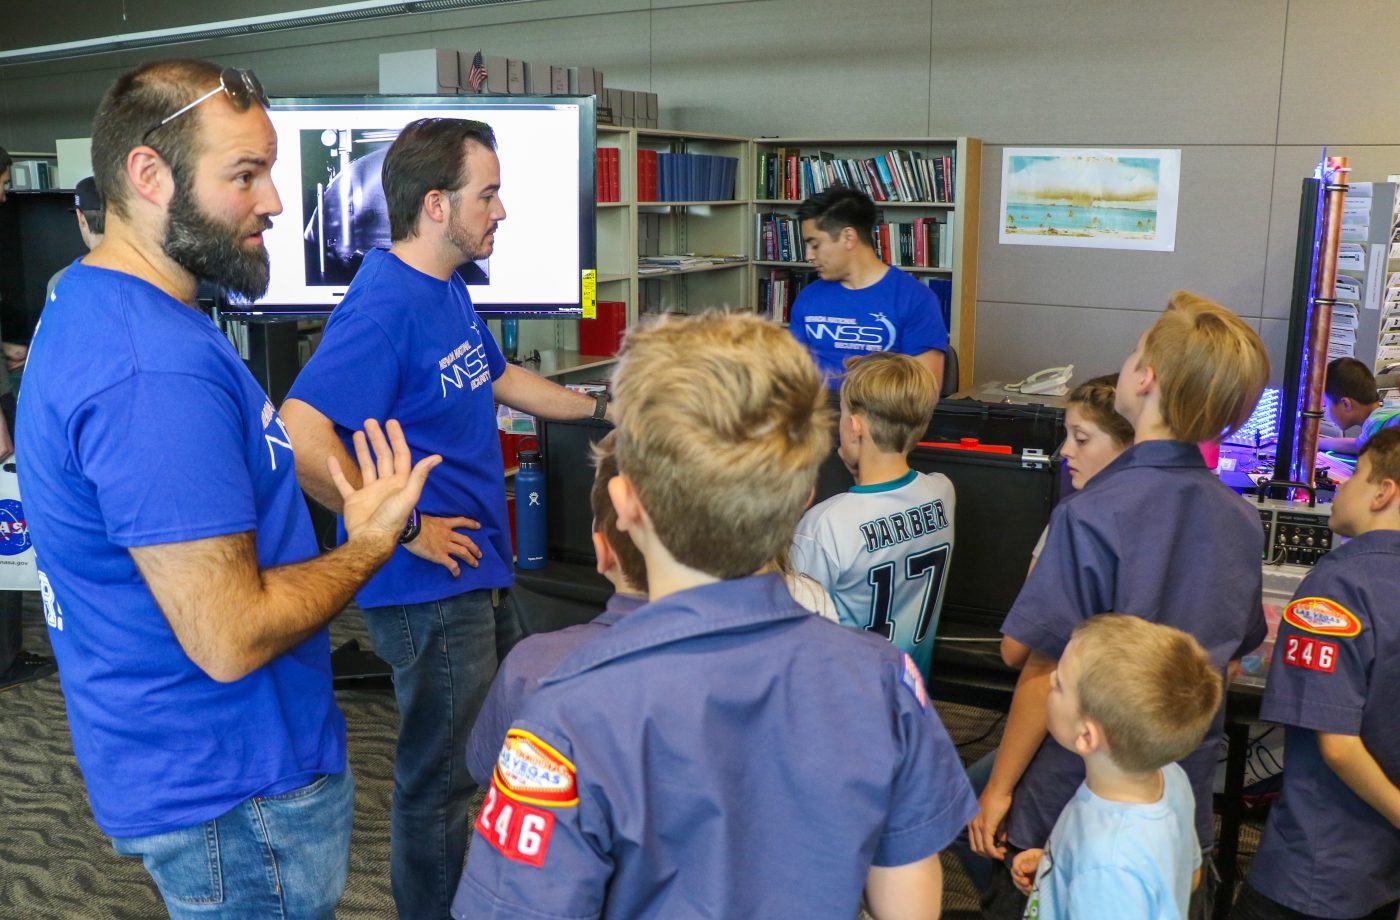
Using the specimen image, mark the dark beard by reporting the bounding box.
[162,181,271,301]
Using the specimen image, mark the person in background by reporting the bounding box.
[464,429,645,787]
[1319,356,1400,456]
[1012,615,1220,918]
[789,185,948,391]
[1234,427,1400,920]
[279,115,613,920]
[454,312,975,920]
[969,292,1270,920]
[46,176,106,300]
[1029,374,1135,569]
[0,143,55,693]
[16,58,437,916]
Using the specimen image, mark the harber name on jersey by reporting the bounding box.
[860,500,950,554]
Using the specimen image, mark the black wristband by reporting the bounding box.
[591,391,610,421]
[397,507,421,544]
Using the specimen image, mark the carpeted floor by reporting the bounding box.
[0,596,1259,918]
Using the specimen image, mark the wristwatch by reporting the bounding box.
[397,507,421,544]
[591,391,610,422]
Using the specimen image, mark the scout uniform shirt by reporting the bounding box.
[1000,440,1267,853]
[1246,529,1400,918]
[452,573,977,919]
[466,592,647,786]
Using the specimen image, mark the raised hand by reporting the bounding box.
[330,419,441,547]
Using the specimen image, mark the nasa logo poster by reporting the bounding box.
[0,466,39,590]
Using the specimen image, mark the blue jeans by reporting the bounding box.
[111,768,353,919]
[951,748,997,894]
[365,588,522,920]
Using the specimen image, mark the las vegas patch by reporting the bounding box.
[1283,597,1363,637]
[493,728,579,807]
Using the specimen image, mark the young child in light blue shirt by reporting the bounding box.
[1013,614,1222,920]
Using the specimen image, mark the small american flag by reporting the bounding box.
[467,51,487,92]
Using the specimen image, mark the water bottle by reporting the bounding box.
[502,318,519,360]
[514,449,547,569]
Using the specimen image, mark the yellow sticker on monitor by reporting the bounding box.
[581,269,597,319]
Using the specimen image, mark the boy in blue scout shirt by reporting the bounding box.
[968,291,1271,920]
[1234,427,1400,920]
[1011,615,1221,919]
[465,430,646,786]
[791,351,955,680]
[453,312,977,920]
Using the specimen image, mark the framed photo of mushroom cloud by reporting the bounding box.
[999,148,1180,252]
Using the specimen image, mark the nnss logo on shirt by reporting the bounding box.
[438,335,492,397]
[805,313,897,352]
[261,400,293,471]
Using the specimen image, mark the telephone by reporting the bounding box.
[1005,365,1074,397]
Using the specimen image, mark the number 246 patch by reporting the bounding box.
[475,781,555,867]
[1283,635,1338,673]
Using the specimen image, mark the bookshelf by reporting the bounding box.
[750,137,982,388]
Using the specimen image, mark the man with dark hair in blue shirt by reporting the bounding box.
[281,115,612,920]
[790,185,948,391]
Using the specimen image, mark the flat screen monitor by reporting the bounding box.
[221,94,596,319]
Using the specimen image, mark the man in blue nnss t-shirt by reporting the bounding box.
[17,59,435,917]
[281,117,612,920]
[789,186,949,391]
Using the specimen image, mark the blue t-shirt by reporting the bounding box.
[287,249,510,608]
[1024,764,1199,920]
[789,265,948,386]
[454,574,977,920]
[1000,440,1266,852]
[1248,530,1400,917]
[1357,406,1400,450]
[16,263,344,838]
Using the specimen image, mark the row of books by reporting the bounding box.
[639,151,739,202]
[757,269,816,324]
[757,150,956,204]
[597,150,742,202]
[756,213,954,268]
[597,148,622,202]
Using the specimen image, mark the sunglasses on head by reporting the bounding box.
[142,68,268,146]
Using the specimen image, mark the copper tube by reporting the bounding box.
[1295,156,1349,487]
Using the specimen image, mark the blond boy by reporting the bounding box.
[1012,615,1221,919]
[792,352,953,678]
[970,292,1270,920]
[453,313,976,920]
[464,430,645,786]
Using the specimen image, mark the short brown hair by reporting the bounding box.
[91,59,224,220]
[590,430,647,592]
[1325,357,1379,406]
[1359,425,1400,489]
[1138,291,1269,442]
[841,352,937,453]
[796,185,877,248]
[383,117,496,242]
[1067,374,1134,448]
[1070,614,1222,773]
[611,313,832,580]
